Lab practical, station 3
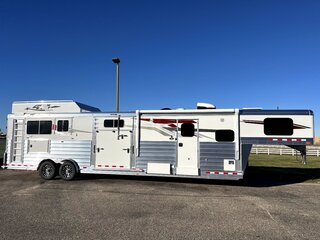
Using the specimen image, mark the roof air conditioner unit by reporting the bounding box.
[197,102,216,109]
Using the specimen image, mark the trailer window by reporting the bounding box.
[27,121,52,135]
[264,118,293,135]
[57,120,69,132]
[216,130,234,142]
[181,123,195,137]
[104,119,124,128]
[27,121,39,134]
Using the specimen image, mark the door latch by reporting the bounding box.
[97,147,104,153]
[123,148,130,153]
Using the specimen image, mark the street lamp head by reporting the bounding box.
[112,57,120,64]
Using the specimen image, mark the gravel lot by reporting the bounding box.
[0,170,320,240]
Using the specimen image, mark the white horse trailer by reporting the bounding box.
[2,100,314,180]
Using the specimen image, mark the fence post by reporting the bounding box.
[317,150,319,157]
[292,149,294,156]
[268,148,270,155]
[280,149,282,155]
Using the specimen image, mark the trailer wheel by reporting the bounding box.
[59,161,76,181]
[38,161,57,180]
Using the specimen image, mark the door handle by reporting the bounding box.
[123,148,130,153]
[118,134,128,140]
[97,147,104,153]
[179,143,183,147]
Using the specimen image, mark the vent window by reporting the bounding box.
[27,121,52,135]
[264,118,293,135]
[181,123,195,137]
[216,130,235,142]
[104,119,124,128]
[57,120,69,132]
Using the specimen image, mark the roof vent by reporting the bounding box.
[197,102,216,109]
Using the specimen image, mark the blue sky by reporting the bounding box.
[0,0,319,135]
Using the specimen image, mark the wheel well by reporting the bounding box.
[37,159,58,171]
[61,159,80,174]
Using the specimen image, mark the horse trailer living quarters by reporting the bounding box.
[3,100,314,181]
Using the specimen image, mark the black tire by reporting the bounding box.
[38,161,57,180]
[59,161,77,181]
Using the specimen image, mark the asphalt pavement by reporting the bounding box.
[0,170,319,240]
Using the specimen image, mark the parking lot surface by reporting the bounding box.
[0,170,320,240]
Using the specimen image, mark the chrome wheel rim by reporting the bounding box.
[41,164,53,178]
[61,165,73,179]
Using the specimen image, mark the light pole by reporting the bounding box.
[112,57,120,112]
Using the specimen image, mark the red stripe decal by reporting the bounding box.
[214,171,219,174]
[233,172,238,175]
[120,166,124,168]
[206,171,210,174]
[142,118,196,124]
[98,165,102,167]
[297,139,301,142]
[112,165,116,168]
[141,118,151,122]
[153,119,177,124]
[223,172,228,175]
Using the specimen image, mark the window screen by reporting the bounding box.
[27,121,52,134]
[216,130,235,142]
[57,120,69,132]
[264,118,293,135]
[181,123,195,137]
[104,119,124,128]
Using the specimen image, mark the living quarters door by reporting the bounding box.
[176,119,199,176]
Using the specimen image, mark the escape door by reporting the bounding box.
[176,119,199,176]
[95,117,133,169]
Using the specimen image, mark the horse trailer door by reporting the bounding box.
[95,117,133,169]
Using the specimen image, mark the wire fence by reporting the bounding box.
[251,145,320,157]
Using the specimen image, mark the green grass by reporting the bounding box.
[249,154,320,168]
[247,154,320,183]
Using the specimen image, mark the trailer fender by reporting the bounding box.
[37,159,58,171]
[61,159,80,174]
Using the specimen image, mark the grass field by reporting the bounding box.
[249,154,320,168]
[247,154,320,183]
